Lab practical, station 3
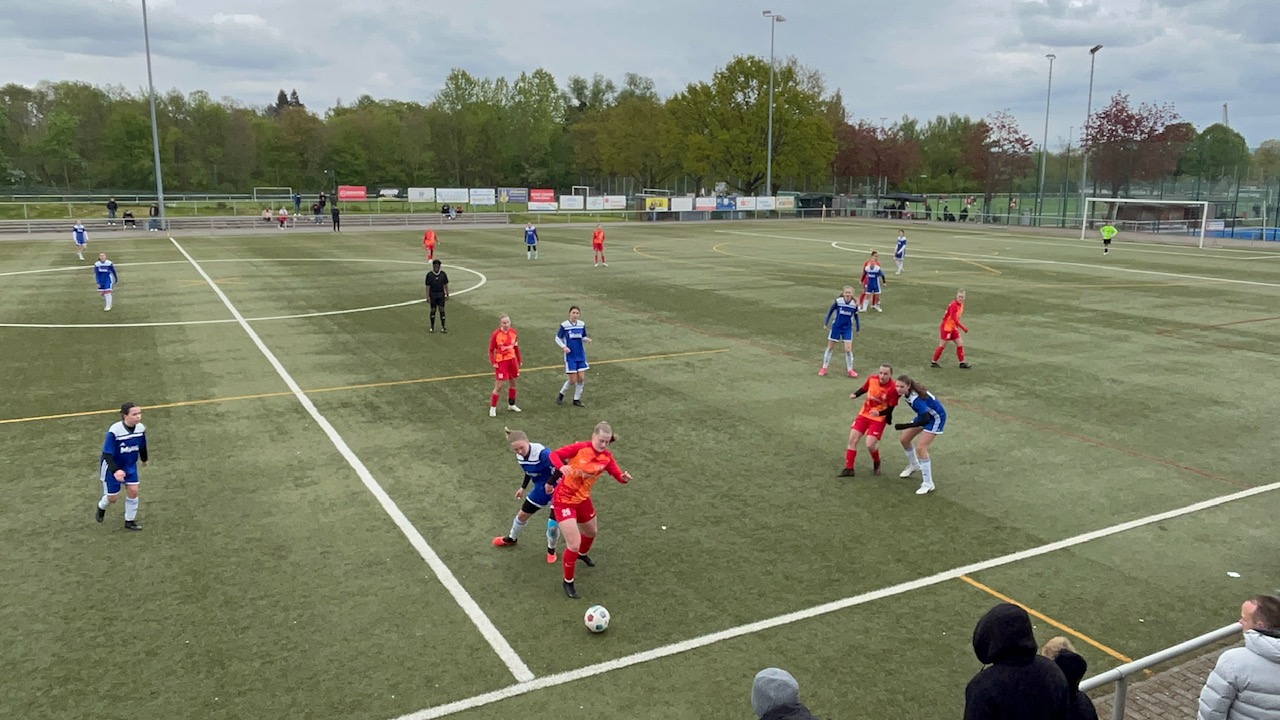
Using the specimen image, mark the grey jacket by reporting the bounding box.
[1198,630,1280,720]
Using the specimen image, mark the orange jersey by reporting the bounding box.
[489,327,520,364]
[592,228,605,245]
[857,376,900,421]
[941,300,967,333]
[423,230,438,247]
[550,441,624,505]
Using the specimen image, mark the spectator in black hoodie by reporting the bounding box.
[752,668,820,720]
[1053,650,1099,720]
[964,603,1069,720]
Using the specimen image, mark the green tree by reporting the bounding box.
[503,69,565,185]
[919,114,979,192]
[596,94,670,188]
[1180,123,1250,181]
[1252,139,1280,181]
[40,110,83,189]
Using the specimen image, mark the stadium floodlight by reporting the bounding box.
[1079,44,1102,218]
[763,11,786,198]
[1036,54,1055,225]
[141,0,166,232]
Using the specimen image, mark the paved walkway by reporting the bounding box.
[1091,643,1238,719]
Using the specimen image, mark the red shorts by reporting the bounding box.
[495,358,520,380]
[851,415,887,439]
[593,242,604,251]
[940,329,960,342]
[553,498,596,524]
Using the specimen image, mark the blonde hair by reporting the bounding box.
[1041,636,1076,659]
[593,421,618,444]
[504,427,527,443]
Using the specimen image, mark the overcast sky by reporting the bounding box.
[3,0,1276,149]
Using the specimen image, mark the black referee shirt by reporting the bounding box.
[425,270,449,297]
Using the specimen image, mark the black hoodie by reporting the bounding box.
[964,603,1069,720]
[1053,650,1099,720]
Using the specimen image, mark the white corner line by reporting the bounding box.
[166,237,533,683]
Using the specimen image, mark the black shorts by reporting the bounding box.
[1103,237,1112,246]
[520,498,545,515]
[429,295,447,309]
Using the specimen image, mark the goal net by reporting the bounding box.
[252,186,294,202]
[1081,197,1209,248]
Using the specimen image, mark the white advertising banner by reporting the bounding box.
[671,197,694,212]
[775,196,796,209]
[736,196,757,210]
[436,188,468,203]
[559,195,585,210]
[407,187,435,202]
[756,196,776,210]
[603,195,627,210]
[694,196,717,211]
[585,196,605,210]
[468,188,496,205]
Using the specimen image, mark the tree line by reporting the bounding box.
[1,58,1274,201]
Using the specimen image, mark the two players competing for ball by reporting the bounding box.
[840,368,947,496]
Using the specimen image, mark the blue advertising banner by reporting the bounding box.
[498,187,529,203]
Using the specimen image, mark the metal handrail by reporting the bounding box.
[1080,623,1241,720]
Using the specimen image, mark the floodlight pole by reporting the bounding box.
[1036,54,1055,226]
[1079,44,1102,222]
[763,11,786,198]
[142,0,166,232]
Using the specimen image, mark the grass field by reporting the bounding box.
[2,219,1278,720]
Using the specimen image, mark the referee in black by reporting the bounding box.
[425,259,449,333]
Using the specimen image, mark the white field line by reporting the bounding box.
[716,230,1280,290]
[167,238,533,683]
[394,479,1280,719]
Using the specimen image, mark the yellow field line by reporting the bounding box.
[959,575,1135,664]
[0,348,728,425]
[954,257,1003,275]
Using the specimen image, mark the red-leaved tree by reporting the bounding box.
[832,120,921,189]
[960,110,1034,211]
[1084,93,1188,196]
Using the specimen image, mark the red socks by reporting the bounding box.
[845,449,857,468]
[870,450,881,465]
[508,388,517,403]
[490,393,499,408]
[932,346,945,362]
[957,347,966,362]
[562,549,578,582]
[579,535,595,555]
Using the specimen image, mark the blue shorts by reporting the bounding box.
[96,280,114,291]
[100,462,138,495]
[828,325,853,342]
[564,357,589,373]
[894,252,905,260]
[922,414,946,435]
[75,238,87,247]
[865,280,882,293]
[525,482,555,508]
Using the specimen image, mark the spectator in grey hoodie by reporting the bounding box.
[1199,594,1280,720]
[752,668,819,720]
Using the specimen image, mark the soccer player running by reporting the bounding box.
[893,375,946,495]
[556,305,592,406]
[524,222,539,260]
[550,421,633,599]
[1100,221,1118,255]
[424,259,449,333]
[94,252,118,311]
[492,427,562,563]
[841,363,900,477]
[821,286,861,378]
[73,221,88,261]
[423,226,439,260]
[488,315,522,417]
[861,251,887,312]
[932,289,972,369]
[894,230,907,274]
[592,224,607,266]
[95,402,148,530]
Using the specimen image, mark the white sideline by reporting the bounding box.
[167,238,534,683]
[395,480,1280,719]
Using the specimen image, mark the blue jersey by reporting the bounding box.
[864,263,886,293]
[904,390,947,433]
[518,442,559,507]
[556,320,589,362]
[94,260,117,290]
[825,297,861,332]
[524,225,539,245]
[101,420,147,479]
[73,224,88,244]
[895,236,907,259]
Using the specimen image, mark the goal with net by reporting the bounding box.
[252,186,294,202]
[1080,197,1209,248]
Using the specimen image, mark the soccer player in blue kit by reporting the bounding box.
[524,222,539,260]
[492,427,562,563]
[556,305,592,407]
[894,230,907,274]
[94,252,118,311]
[73,221,88,260]
[95,402,149,530]
[821,286,861,378]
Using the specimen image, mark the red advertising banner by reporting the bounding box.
[529,188,557,211]
[338,185,368,200]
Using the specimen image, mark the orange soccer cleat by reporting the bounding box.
[492,536,517,548]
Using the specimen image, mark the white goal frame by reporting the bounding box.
[252,186,294,201]
[1081,197,1210,248]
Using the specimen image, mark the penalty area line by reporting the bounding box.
[167,237,534,684]
[392,478,1280,719]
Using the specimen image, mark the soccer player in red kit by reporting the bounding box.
[423,227,439,260]
[841,363,899,476]
[488,315,523,417]
[592,224,607,267]
[932,289,971,369]
[550,421,633,599]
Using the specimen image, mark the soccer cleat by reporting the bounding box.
[916,483,935,496]
[594,263,599,267]
[546,549,558,564]
[899,465,920,478]
[563,581,580,599]
[873,305,882,312]
[556,393,564,405]
[441,327,447,334]
[488,406,497,417]
[578,554,595,567]
[873,462,882,476]
[572,400,585,408]
[124,520,142,531]
[818,367,828,377]
[838,467,856,477]
[95,506,105,523]
[429,327,434,333]
[492,536,517,547]
[508,404,522,413]
[930,362,941,368]
[848,369,859,378]
[958,362,971,369]
[602,263,608,267]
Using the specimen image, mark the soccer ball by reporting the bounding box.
[584,605,610,633]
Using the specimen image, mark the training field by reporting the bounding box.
[2,219,1278,720]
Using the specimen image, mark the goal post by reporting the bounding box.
[1081,197,1210,248]
[252,186,294,202]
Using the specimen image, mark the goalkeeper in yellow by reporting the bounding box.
[1100,222,1118,255]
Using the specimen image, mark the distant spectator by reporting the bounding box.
[751,668,819,720]
[318,192,327,212]
[311,202,322,224]
[262,208,272,223]
[1041,636,1076,659]
[106,197,118,225]
[277,207,289,229]
[454,205,462,219]
[121,210,136,228]
[964,603,1068,720]
[148,203,160,232]
[330,204,340,232]
[1053,650,1099,720]
[293,192,302,213]
[441,204,451,221]
[1198,594,1280,720]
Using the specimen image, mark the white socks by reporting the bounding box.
[845,352,854,371]
[98,495,110,510]
[124,497,139,521]
[822,347,833,368]
[560,380,571,395]
[508,516,526,539]
[573,382,584,400]
[920,459,934,486]
[904,448,919,468]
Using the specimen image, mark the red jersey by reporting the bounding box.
[857,376,899,422]
[592,228,605,245]
[550,441,625,505]
[488,327,521,365]
[423,229,438,247]
[940,300,968,333]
